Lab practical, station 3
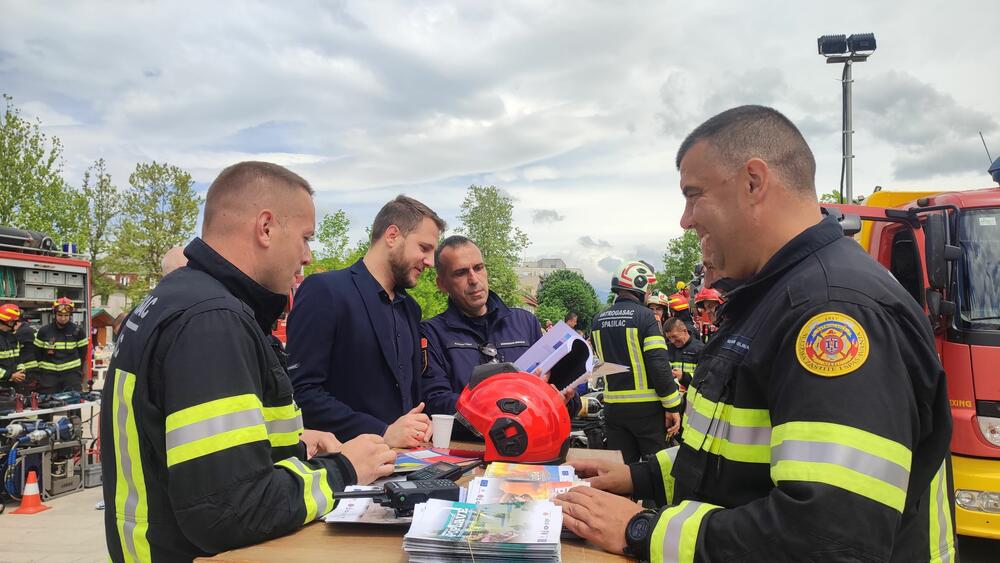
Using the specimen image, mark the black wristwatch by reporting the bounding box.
[624,509,658,562]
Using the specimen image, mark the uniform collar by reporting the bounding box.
[720,215,842,306]
[442,291,509,329]
[184,238,288,333]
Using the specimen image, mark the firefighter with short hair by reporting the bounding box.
[34,297,87,393]
[0,303,36,391]
[591,260,682,463]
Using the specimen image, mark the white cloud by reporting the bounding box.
[2,0,998,293]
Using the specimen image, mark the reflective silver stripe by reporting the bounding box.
[287,457,330,517]
[661,500,701,557]
[265,413,303,435]
[685,408,770,446]
[166,408,265,451]
[935,462,952,563]
[115,371,139,561]
[626,328,647,390]
[771,440,910,491]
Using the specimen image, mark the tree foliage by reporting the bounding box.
[536,269,600,330]
[655,229,701,293]
[819,189,865,204]
[109,161,202,301]
[80,159,123,299]
[0,94,80,242]
[457,185,529,307]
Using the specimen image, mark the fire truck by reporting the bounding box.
[829,182,1000,539]
[0,228,93,385]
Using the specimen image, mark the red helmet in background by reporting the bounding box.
[667,292,689,312]
[694,288,724,305]
[0,303,22,325]
[456,364,571,464]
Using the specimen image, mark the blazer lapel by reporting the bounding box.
[351,264,396,374]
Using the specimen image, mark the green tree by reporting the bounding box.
[109,161,202,301]
[819,189,866,204]
[409,268,448,320]
[0,94,80,242]
[79,159,123,299]
[457,185,530,307]
[656,229,701,292]
[535,300,568,327]
[536,269,600,329]
[306,210,367,275]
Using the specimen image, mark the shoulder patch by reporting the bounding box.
[795,312,869,377]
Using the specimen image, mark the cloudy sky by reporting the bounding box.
[4,1,999,290]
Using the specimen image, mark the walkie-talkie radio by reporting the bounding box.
[336,480,460,517]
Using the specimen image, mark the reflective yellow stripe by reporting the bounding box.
[929,461,955,563]
[277,457,336,523]
[770,421,912,512]
[76,338,89,348]
[643,335,668,352]
[655,446,678,506]
[262,403,304,448]
[0,349,17,359]
[165,394,268,467]
[603,389,660,403]
[112,369,151,562]
[681,385,771,463]
[592,331,604,361]
[0,366,6,379]
[625,327,646,391]
[17,360,37,371]
[38,359,82,371]
[660,389,682,409]
[34,338,80,350]
[649,500,720,563]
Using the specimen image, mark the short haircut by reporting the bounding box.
[663,317,687,333]
[434,235,475,271]
[564,312,578,322]
[370,195,446,244]
[676,105,816,194]
[203,161,314,232]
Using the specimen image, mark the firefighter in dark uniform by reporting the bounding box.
[421,236,580,425]
[33,297,87,393]
[556,105,954,562]
[662,317,703,393]
[591,260,682,463]
[100,161,395,562]
[0,303,36,392]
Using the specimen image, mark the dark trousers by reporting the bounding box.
[36,370,82,394]
[605,407,668,464]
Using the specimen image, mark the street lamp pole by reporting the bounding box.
[818,33,876,204]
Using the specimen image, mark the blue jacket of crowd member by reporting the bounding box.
[287,259,423,440]
[420,291,542,415]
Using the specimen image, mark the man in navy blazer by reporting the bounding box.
[287,195,446,448]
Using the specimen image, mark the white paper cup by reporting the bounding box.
[431,414,455,449]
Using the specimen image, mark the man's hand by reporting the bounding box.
[299,429,342,459]
[10,371,25,383]
[383,402,432,448]
[671,367,683,381]
[567,459,634,495]
[666,411,681,436]
[338,434,396,485]
[554,487,642,556]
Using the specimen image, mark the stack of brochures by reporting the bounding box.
[402,499,562,562]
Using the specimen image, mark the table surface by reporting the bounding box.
[200,443,631,562]
[0,399,99,420]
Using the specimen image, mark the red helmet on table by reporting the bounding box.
[456,363,571,464]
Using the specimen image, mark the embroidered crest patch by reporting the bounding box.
[795,312,869,377]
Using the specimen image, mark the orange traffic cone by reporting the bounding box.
[12,471,50,514]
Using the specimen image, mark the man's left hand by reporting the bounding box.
[300,429,342,459]
[554,486,642,555]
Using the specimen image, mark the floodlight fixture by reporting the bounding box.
[817,32,877,203]
[847,33,877,54]
[817,35,848,56]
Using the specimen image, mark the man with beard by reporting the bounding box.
[288,196,446,448]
